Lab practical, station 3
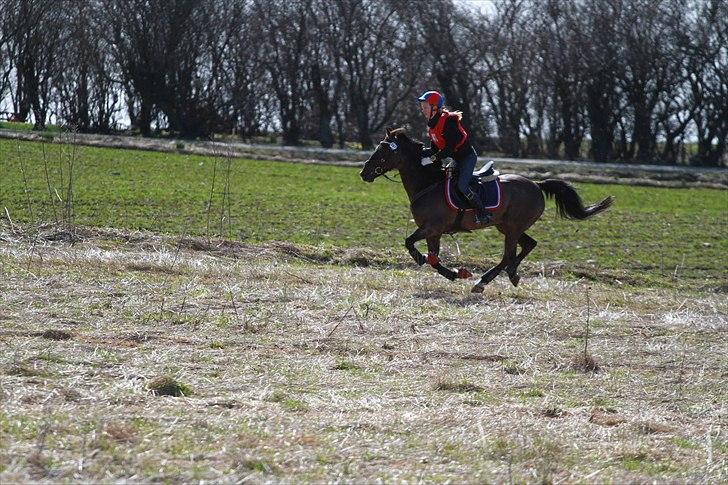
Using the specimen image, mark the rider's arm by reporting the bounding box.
[434,117,462,161]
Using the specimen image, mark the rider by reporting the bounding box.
[418,90,491,225]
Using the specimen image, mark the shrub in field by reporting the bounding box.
[147,376,192,397]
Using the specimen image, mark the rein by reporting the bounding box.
[408,179,442,207]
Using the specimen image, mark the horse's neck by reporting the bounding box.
[398,151,440,202]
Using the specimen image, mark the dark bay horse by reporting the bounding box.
[359,128,614,293]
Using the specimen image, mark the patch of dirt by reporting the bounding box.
[37,329,73,341]
[206,400,242,409]
[425,351,508,362]
[124,262,184,275]
[433,379,484,393]
[542,407,568,418]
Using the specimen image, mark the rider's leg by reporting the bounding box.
[456,149,491,225]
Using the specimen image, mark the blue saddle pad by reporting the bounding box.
[445,174,502,211]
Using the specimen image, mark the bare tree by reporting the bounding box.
[477,0,538,157]
[252,0,313,146]
[615,0,684,163]
[54,1,121,132]
[101,0,167,135]
[404,0,492,151]
[224,0,267,139]
[683,0,728,166]
[533,0,587,159]
[333,0,420,150]
[572,0,625,163]
[4,0,65,129]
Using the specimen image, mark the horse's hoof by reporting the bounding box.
[458,267,473,279]
[471,284,484,293]
[509,273,520,287]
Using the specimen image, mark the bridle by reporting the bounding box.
[372,139,401,183]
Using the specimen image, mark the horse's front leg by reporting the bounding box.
[405,227,428,266]
[426,235,473,282]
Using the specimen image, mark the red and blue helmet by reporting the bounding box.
[418,90,444,109]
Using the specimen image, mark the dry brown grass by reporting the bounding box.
[0,225,726,483]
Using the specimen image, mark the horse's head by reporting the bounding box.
[360,128,407,183]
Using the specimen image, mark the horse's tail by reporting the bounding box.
[537,179,614,220]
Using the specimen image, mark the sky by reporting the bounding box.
[455,0,496,14]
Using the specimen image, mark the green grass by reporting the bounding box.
[0,121,61,133]
[1,138,726,288]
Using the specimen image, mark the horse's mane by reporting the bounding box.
[388,127,423,149]
[388,127,442,175]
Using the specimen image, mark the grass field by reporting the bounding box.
[0,138,727,482]
[1,138,726,290]
[0,228,726,482]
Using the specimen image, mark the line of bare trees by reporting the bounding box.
[0,0,726,165]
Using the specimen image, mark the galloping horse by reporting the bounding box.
[359,128,614,293]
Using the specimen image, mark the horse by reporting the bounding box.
[359,128,614,293]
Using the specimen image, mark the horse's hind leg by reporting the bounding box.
[506,233,537,287]
[472,233,518,293]
[426,236,472,281]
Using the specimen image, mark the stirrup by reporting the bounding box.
[475,210,491,225]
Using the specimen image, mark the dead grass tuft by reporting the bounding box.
[331,360,360,371]
[122,332,156,343]
[5,364,45,377]
[104,422,136,442]
[433,378,484,393]
[125,261,183,275]
[635,420,674,434]
[177,237,213,252]
[238,457,279,475]
[41,229,80,243]
[147,376,192,397]
[503,364,526,375]
[26,450,50,475]
[572,352,600,373]
[58,387,82,402]
[589,408,625,427]
[461,353,508,362]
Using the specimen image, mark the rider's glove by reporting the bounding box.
[442,157,456,170]
[421,157,433,166]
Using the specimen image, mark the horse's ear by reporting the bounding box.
[385,127,392,138]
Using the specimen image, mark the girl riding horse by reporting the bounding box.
[418,90,491,225]
[360,127,613,292]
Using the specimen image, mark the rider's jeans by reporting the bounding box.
[456,147,478,196]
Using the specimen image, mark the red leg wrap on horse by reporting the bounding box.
[458,267,473,279]
[426,253,439,266]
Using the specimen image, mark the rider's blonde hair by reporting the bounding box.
[446,109,463,120]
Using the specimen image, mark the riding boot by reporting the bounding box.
[465,189,492,225]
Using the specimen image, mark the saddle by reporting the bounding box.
[473,160,499,182]
[444,160,502,212]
